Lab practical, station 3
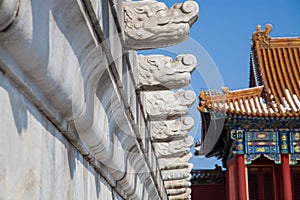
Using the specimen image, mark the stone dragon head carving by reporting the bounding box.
[150,117,194,142]
[124,1,199,49]
[153,135,194,158]
[158,152,192,170]
[144,90,196,120]
[137,54,197,90]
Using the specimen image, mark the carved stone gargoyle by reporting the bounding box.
[158,152,192,170]
[153,136,194,158]
[137,54,197,90]
[168,188,191,200]
[124,1,199,50]
[150,117,194,142]
[167,188,190,196]
[164,179,191,189]
[143,90,196,121]
[161,163,193,181]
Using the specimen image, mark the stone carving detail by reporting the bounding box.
[164,179,191,189]
[150,117,194,142]
[144,90,196,121]
[158,153,192,170]
[128,2,200,196]
[167,188,188,196]
[153,136,194,158]
[168,188,191,200]
[124,1,199,49]
[161,164,193,181]
[137,54,197,90]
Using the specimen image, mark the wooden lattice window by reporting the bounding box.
[248,172,259,200]
[248,166,275,200]
[263,173,274,199]
[292,167,300,200]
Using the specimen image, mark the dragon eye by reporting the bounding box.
[157,10,166,17]
[173,10,180,16]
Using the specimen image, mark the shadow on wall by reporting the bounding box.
[0,65,101,197]
[0,0,117,198]
[0,67,28,134]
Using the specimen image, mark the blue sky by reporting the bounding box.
[142,0,300,169]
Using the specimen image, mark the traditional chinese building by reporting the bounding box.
[197,24,300,200]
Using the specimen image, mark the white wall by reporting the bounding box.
[0,71,117,200]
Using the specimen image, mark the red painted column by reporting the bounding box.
[281,154,292,200]
[227,159,238,200]
[236,154,247,200]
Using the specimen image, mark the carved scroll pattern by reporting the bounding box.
[124,1,199,50]
[137,54,196,90]
[144,90,196,121]
[129,2,200,199]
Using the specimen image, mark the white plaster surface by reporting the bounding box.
[0,72,114,200]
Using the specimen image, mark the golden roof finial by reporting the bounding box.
[252,24,273,45]
[256,25,261,31]
[222,87,229,94]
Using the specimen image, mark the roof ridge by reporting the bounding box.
[200,86,263,100]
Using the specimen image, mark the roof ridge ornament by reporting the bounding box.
[252,24,273,46]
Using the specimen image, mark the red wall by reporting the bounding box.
[191,184,226,200]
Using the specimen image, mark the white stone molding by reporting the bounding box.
[0,0,19,31]
[116,146,163,200]
[136,54,197,90]
[118,147,141,198]
[168,188,191,200]
[161,163,193,181]
[153,136,194,158]
[143,175,163,200]
[159,157,192,198]
[164,179,191,189]
[77,75,133,183]
[143,90,196,121]
[0,0,139,190]
[150,117,194,142]
[124,1,199,49]
[167,188,188,196]
[0,0,105,119]
[158,152,192,170]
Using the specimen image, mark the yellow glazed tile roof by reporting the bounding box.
[199,24,300,117]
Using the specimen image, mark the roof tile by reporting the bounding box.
[199,25,300,117]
